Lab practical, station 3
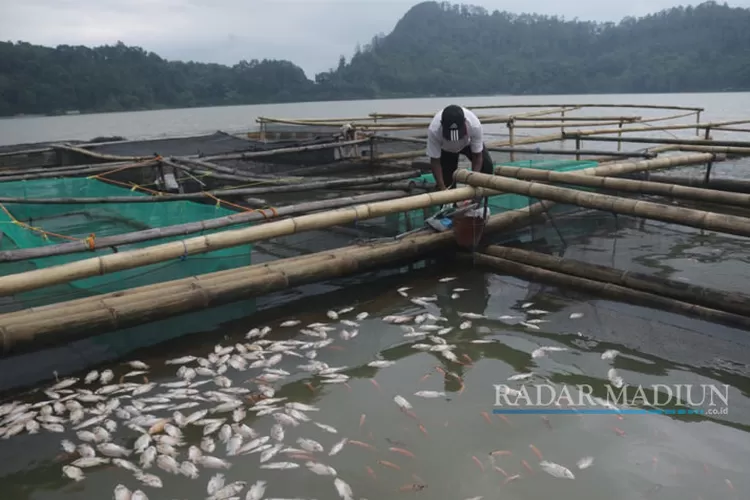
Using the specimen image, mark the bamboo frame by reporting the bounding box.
[0,170,421,204]
[457,167,750,238]
[0,191,410,262]
[492,163,750,207]
[482,245,750,317]
[471,253,750,330]
[0,185,500,296]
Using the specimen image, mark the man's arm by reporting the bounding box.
[426,129,446,190]
[469,123,484,172]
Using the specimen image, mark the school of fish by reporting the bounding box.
[0,275,738,499]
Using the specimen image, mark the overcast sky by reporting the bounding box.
[2,0,749,77]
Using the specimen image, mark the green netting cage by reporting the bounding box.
[0,177,254,309]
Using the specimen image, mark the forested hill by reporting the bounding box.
[322,1,750,96]
[2,1,750,117]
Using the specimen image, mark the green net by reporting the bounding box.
[392,159,599,232]
[0,177,253,308]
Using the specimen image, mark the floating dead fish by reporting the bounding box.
[570,312,584,319]
[540,460,575,479]
[393,395,412,411]
[601,349,619,361]
[607,368,624,388]
[577,456,594,469]
[367,360,395,368]
[329,438,347,456]
[439,277,456,282]
[62,465,85,481]
[306,461,337,476]
[414,391,445,398]
[260,461,299,470]
[246,480,266,500]
[280,320,301,327]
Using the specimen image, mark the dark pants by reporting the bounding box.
[441,145,494,189]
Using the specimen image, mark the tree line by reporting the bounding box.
[1,1,748,116]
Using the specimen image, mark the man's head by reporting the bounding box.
[441,105,466,141]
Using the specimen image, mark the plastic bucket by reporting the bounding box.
[453,213,486,249]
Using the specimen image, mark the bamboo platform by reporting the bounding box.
[2,102,750,392]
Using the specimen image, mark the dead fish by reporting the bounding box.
[246,480,266,500]
[329,438,347,456]
[165,355,196,365]
[127,360,150,370]
[601,349,619,361]
[393,395,412,411]
[570,312,584,319]
[131,491,149,500]
[197,456,232,469]
[114,484,131,500]
[179,460,199,479]
[98,443,131,458]
[607,368,624,388]
[134,471,162,488]
[313,422,337,434]
[260,461,299,470]
[62,465,85,481]
[439,277,457,282]
[84,371,99,384]
[356,312,369,320]
[280,320,301,327]
[577,456,594,469]
[414,391,445,398]
[368,360,395,368]
[539,460,575,479]
[100,370,114,384]
[306,461,337,476]
[296,437,323,453]
[50,377,78,391]
[459,321,472,330]
[207,473,226,495]
[327,310,339,320]
[334,477,354,500]
[508,373,534,381]
[156,454,181,475]
[72,456,110,468]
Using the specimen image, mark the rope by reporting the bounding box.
[0,202,80,242]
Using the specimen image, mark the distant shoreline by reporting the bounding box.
[4,89,749,120]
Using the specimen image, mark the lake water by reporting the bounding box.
[2,92,750,146]
[0,94,749,500]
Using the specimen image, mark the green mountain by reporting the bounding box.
[1,1,749,116]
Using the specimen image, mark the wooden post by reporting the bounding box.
[560,109,565,137]
[617,120,623,152]
[696,110,702,135]
[575,137,581,160]
[507,120,515,162]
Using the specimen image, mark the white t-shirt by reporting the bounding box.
[426,107,484,159]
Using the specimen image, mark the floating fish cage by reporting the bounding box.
[388,159,599,238]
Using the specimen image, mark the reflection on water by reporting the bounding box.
[0,253,748,500]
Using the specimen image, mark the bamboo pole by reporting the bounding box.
[0,160,159,182]
[52,144,152,162]
[630,175,750,194]
[0,201,550,349]
[677,145,750,156]
[0,147,54,158]
[456,168,750,238]
[200,138,370,161]
[0,186,500,296]
[493,163,750,207]
[567,135,750,148]
[159,158,302,185]
[171,157,306,183]
[482,245,750,317]
[0,191,411,262]
[377,135,656,159]
[469,253,750,331]
[0,170,421,204]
